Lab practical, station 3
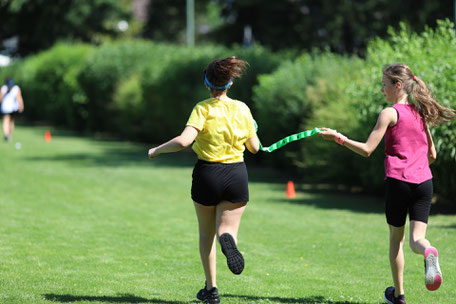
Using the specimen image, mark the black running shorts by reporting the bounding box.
[385,177,433,227]
[191,160,249,206]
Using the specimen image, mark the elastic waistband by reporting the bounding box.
[196,159,244,166]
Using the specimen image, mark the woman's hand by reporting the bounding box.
[148,147,160,159]
[318,128,338,141]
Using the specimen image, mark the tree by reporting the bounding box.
[211,0,454,55]
[141,0,217,44]
[0,0,132,56]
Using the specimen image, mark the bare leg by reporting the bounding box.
[389,224,405,297]
[9,117,14,138]
[3,114,11,139]
[193,202,217,289]
[409,220,430,255]
[215,201,247,275]
[411,220,442,290]
[216,201,247,242]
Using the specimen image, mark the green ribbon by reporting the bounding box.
[254,120,321,153]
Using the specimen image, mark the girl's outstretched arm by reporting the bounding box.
[148,126,199,159]
[319,107,397,157]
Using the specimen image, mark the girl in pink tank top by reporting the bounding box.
[319,63,455,304]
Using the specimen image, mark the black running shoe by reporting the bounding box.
[219,233,244,275]
[384,286,406,304]
[196,285,220,303]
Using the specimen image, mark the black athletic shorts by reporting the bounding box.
[385,177,433,227]
[191,159,249,206]
[1,110,19,117]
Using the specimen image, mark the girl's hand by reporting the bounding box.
[318,128,338,141]
[148,147,160,159]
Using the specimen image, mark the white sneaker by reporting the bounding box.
[424,247,442,291]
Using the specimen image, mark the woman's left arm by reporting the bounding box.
[148,126,199,159]
[319,107,397,157]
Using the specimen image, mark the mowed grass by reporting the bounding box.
[0,125,455,304]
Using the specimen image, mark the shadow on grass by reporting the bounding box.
[25,146,197,168]
[224,294,367,304]
[43,293,193,304]
[434,223,456,229]
[270,192,384,214]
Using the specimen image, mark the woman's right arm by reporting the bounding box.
[148,126,199,159]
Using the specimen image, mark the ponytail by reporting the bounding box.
[411,77,455,125]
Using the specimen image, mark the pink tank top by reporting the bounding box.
[384,104,432,184]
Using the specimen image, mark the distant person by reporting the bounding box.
[148,56,259,303]
[319,63,455,304]
[1,78,24,142]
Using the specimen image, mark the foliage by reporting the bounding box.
[212,0,454,55]
[142,0,216,44]
[0,0,131,56]
[77,40,175,132]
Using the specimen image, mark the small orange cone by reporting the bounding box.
[44,130,52,143]
[286,181,296,198]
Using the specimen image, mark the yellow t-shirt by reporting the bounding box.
[186,98,256,163]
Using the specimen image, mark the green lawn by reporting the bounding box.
[0,125,454,304]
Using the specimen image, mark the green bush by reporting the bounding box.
[77,40,174,132]
[0,44,94,130]
[253,52,362,177]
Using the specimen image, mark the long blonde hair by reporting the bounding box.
[383,63,456,125]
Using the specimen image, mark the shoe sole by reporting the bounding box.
[425,247,442,291]
[384,295,406,304]
[383,294,394,304]
[219,233,244,275]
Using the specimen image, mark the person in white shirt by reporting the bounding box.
[1,78,24,141]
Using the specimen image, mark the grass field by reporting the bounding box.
[0,125,455,304]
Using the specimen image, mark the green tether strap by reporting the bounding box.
[254,120,321,153]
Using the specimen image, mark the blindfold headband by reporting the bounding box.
[204,72,232,91]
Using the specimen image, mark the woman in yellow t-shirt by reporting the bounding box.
[148,56,259,303]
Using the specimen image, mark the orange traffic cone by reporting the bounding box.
[286,181,296,199]
[44,130,52,143]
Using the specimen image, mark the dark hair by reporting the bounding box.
[383,63,456,125]
[204,56,248,94]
